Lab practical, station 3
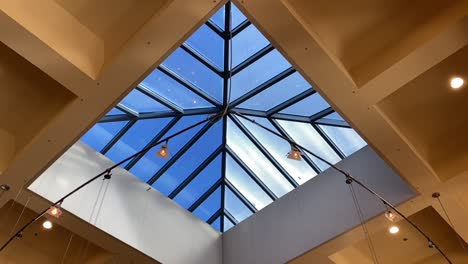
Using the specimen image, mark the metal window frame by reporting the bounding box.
[87,1,366,233]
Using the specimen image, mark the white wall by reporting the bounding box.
[29,141,222,264]
[222,146,415,264]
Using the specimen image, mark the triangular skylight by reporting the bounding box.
[81,2,367,232]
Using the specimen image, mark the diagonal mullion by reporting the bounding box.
[224,209,239,225]
[158,65,222,107]
[225,146,277,200]
[230,20,251,38]
[189,178,223,212]
[231,44,274,76]
[229,115,299,188]
[225,179,257,213]
[169,145,223,199]
[266,89,315,116]
[309,107,334,122]
[124,116,181,170]
[101,119,137,154]
[100,108,217,123]
[136,85,183,114]
[230,67,296,107]
[147,121,215,185]
[312,123,346,159]
[206,20,224,37]
[207,208,223,225]
[231,108,312,123]
[269,118,321,174]
[315,118,350,128]
[116,103,139,117]
[181,44,223,76]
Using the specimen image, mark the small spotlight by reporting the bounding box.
[42,220,53,230]
[287,145,302,161]
[156,140,170,159]
[47,205,62,218]
[389,226,399,234]
[450,77,464,89]
[385,210,396,222]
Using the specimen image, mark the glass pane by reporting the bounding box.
[224,217,235,231]
[141,69,212,109]
[238,117,317,185]
[225,188,252,222]
[209,6,225,29]
[280,93,330,117]
[153,121,223,196]
[162,48,223,102]
[185,24,224,69]
[231,50,290,102]
[121,89,170,113]
[129,115,207,182]
[231,3,247,29]
[277,120,341,171]
[106,108,125,116]
[105,118,172,167]
[227,118,293,197]
[226,154,273,210]
[238,72,310,111]
[193,187,221,222]
[324,112,345,121]
[232,24,269,67]
[81,121,128,152]
[174,155,222,209]
[319,125,367,156]
[211,216,221,232]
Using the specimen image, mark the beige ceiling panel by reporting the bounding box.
[378,45,468,181]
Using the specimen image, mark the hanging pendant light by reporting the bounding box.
[47,202,63,218]
[385,210,396,222]
[287,144,302,161]
[156,140,170,158]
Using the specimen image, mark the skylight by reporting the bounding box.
[80,2,367,232]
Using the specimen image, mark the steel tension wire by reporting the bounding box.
[233,111,453,264]
[0,113,222,253]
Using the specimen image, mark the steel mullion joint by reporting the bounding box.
[230,115,298,188]
[158,65,222,107]
[168,146,223,199]
[225,145,277,200]
[230,67,296,107]
[225,179,257,213]
[100,119,137,154]
[269,118,321,174]
[231,45,274,76]
[147,121,215,185]
[124,116,182,170]
[266,88,316,116]
[188,178,223,212]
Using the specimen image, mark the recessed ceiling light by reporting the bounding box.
[450,77,464,89]
[389,225,399,234]
[42,220,53,230]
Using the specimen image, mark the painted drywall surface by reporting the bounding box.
[29,141,222,264]
[222,146,415,264]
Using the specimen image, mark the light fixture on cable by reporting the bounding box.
[389,225,399,234]
[156,140,170,158]
[47,202,63,218]
[287,144,302,161]
[385,210,397,222]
